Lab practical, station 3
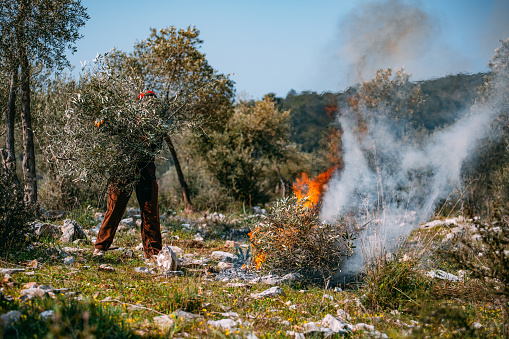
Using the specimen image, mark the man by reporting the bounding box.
[93,91,162,259]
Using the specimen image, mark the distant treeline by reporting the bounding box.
[273,72,488,154]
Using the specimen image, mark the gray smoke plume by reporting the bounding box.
[322,62,509,283]
[339,0,438,83]
[323,105,497,280]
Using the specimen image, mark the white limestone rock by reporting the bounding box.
[39,310,55,321]
[1,268,25,275]
[169,246,183,255]
[134,267,155,274]
[218,261,234,270]
[321,314,353,332]
[120,217,135,228]
[0,310,21,328]
[250,286,285,299]
[156,245,180,271]
[210,251,236,261]
[33,222,61,239]
[63,256,75,265]
[20,287,48,300]
[426,270,461,282]
[172,309,202,320]
[207,318,237,330]
[60,219,87,243]
[98,264,115,272]
[153,315,174,329]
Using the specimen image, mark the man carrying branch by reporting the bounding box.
[45,66,186,258]
[45,26,235,254]
[93,91,162,258]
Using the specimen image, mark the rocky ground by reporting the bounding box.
[0,208,506,338]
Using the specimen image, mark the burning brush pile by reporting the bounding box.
[249,169,355,284]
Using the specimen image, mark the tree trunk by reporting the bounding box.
[4,67,20,187]
[20,49,37,206]
[164,135,195,213]
[276,165,286,198]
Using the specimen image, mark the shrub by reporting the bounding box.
[411,305,479,339]
[159,159,230,212]
[249,196,355,284]
[451,207,509,317]
[362,254,431,311]
[189,96,296,205]
[38,171,106,211]
[0,169,35,254]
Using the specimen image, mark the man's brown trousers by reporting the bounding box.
[94,162,162,258]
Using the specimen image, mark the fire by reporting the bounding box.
[253,252,266,270]
[292,166,338,208]
[247,166,337,271]
[248,227,266,270]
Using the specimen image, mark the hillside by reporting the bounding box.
[277,72,488,154]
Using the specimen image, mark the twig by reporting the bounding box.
[53,156,78,161]
[0,259,24,268]
[30,272,53,278]
[393,287,419,306]
[100,299,166,315]
[355,219,373,232]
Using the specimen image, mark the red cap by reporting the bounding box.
[138,90,157,101]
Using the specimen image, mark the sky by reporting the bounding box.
[66,0,509,100]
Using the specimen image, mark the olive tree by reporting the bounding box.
[191,95,292,203]
[0,0,88,205]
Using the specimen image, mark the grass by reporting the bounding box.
[358,216,508,338]
[0,210,507,338]
[3,297,141,338]
[362,255,431,312]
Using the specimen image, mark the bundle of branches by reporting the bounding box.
[42,56,200,189]
[249,196,356,284]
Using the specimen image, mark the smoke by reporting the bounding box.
[322,66,508,283]
[339,0,438,83]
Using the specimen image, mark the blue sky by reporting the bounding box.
[67,0,509,99]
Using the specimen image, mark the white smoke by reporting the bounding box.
[322,83,503,282]
[338,0,438,84]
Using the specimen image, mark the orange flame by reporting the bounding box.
[253,252,266,270]
[248,227,266,270]
[292,166,338,208]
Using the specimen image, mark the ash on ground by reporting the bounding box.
[215,267,259,282]
[215,268,302,286]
